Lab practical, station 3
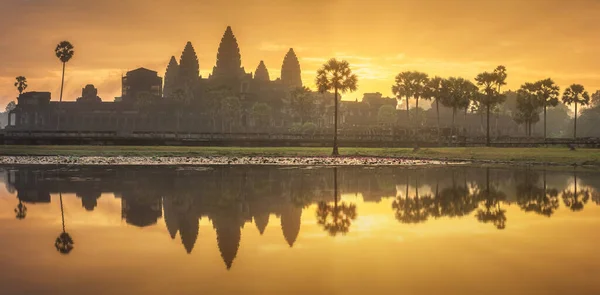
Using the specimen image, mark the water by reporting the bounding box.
[1,165,600,295]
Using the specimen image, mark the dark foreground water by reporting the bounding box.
[1,165,600,295]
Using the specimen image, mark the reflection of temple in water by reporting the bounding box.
[4,165,600,269]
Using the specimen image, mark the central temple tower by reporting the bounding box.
[211,26,246,81]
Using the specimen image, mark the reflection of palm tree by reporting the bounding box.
[14,199,27,220]
[474,168,507,230]
[316,168,357,236]
[435,170,477,218]
[516,169,559,217]
[392,172,434,224]
[55,193,74,254]
[562,170,589,212]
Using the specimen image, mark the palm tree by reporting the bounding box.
[14,76,27,94]
[515,82,542,137]
[440,77,476,137]
[408,72,429,127]
[392,71,414,124]
[55,193,74,254]
[55,41,74,130]
[316,168,357,236]
[475,66,507,146]
[535,79,560,140]
[14,199,27,220]
[561,84,590,139]
[315,59,358,156]
[424,76,444,135]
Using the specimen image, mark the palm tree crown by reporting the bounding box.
[55,41,74,63]
[14,76,27,94]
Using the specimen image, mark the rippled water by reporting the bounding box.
[1,165,600,295]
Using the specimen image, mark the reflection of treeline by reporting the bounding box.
[391,167,600,230]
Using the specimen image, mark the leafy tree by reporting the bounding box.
[5,101,16,112]
[475,66,507,146]
[535,79,560,139]
[515,169,559,216]
[392,71,414,123]
[424,76,444,133]
[252,102,272,128]
[315,59,358,156]
[290,86,314,124]
[591,90,600,108]
[409,72,429,125]
[316,168,357,236]
[562,84,590,138]
[14,76,27,94]
[562,170,589,211]
[514,82,541,137]
[377,104,397,125]
[440,77,477,135]
[545,104,571,137]
[220,96,241,132]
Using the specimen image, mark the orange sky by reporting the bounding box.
[1,0,599,107]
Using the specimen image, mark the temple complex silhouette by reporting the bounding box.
[5,25,523,139]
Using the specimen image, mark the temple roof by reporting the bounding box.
[212,26,244,79]
[254,61,270,82]
[281,48,302,88]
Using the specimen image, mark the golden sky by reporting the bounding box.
[1,0,599,107]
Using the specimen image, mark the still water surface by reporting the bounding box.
[1,165,600,295]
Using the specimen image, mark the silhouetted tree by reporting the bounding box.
[392,173,434,224]
[440,77,477,136]
[392,71,414,123]
[5,101,16,112]
[14,199,27,220]
[516,169,559,216]
[424,76,444,134]
[289,86,313,124]
[220,95,241,132]
[55,193,74,254]
[14,76,27,94]
[475,66,507,146]
[55,41,74,130]
[562,170,589,211]
[590,90,600,108]
[474,168,507,229]
[316,168,357,236]
[562,84,590,139]
[515,82,541,137]
[377,105,397,125]
[315,59,358,156]
[535,79,560,139]
[252,102,271,128]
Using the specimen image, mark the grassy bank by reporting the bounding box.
[1,145,599,166]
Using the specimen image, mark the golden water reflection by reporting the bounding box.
[1,165,600,295]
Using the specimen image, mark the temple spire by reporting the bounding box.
[281,48,302,88]
[212,26,244,79]
[163,56,179,98]
[178,41,199,89]
[254,61,270,82]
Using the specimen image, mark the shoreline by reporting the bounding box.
[0,155,456,166]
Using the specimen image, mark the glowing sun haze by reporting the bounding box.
[1,0,599,106]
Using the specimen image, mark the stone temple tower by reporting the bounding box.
[281,48,302,89]
[212,26,246,80]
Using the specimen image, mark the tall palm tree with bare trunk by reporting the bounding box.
[55,41,74,130]
[535,79,560,140]
[562,84,590,139]
[316,59,358,156]
[14,76,28,94]
[55,193,74,254]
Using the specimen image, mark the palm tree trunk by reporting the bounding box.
[436,99,440,137]
[406,97,410,124]
[333,87,339,156]
[452,108,456,138]
[57,62,66,130]
[574,102,578,139]
[486,103,491,146]
[333,167,338,206]
[59,192,66,233]
[543,104,547,140]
